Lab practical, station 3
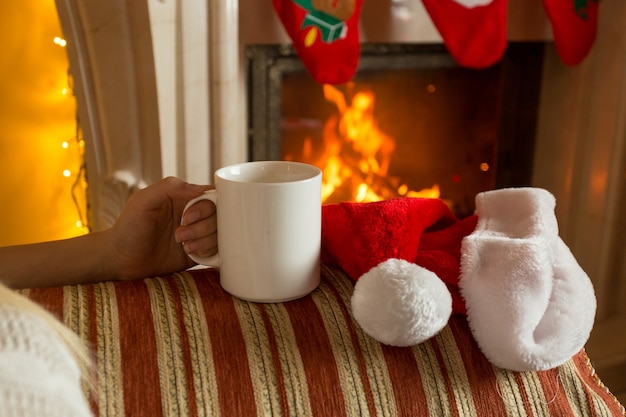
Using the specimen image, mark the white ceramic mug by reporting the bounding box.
[183,161,322,302]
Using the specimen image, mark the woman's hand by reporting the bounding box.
[104,177,217,280]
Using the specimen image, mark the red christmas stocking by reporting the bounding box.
[421,0,508,69]
[272,0,363,85]
[542,0,600,66]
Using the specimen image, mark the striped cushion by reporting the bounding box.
[24,265,624,417]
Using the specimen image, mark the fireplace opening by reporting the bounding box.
[247,43,545,217]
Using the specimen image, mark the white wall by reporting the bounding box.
[533,0,626,390]
[148,0,246,185]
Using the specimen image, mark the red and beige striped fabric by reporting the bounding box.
[24,265,625,417]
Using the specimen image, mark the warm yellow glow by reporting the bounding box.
[0,0,88,246]
[355,183,369,202]
[53,36,66,47]
[406,184,441,199]
[480,162,490,172]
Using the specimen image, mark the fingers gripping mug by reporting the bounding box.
[182,161,322,302]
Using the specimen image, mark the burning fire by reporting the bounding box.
[313,84,440,203]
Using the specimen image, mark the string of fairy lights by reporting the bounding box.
[53,35,91,234]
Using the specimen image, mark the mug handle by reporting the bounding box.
[181,190,220,266]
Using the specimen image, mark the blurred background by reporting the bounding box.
[0,0,88,246]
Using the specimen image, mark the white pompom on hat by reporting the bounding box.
[352,258,453,347]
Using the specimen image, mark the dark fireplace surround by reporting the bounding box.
[246,43,545,217]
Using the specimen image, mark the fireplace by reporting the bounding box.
[247,43,544,217]
[56,0,626,397]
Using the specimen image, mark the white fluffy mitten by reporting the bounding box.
[460,188,597,371]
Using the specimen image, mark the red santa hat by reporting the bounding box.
[321,197,477,346]
[320,189,597,372]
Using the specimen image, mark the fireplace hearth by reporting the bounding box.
[247,43,545,217]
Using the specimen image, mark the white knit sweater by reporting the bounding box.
[0,302,93,417]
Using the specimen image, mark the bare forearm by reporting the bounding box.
[0,231,117,289]
[0,178,216,289]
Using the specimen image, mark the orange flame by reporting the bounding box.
[315,84,440,203]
